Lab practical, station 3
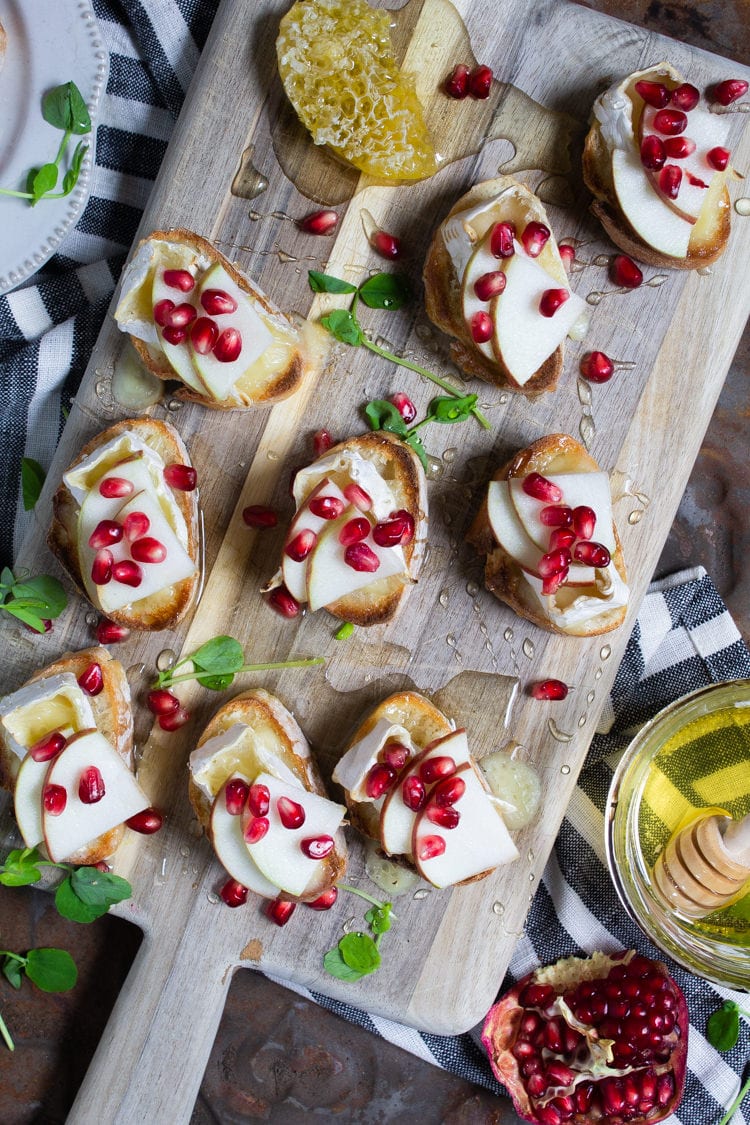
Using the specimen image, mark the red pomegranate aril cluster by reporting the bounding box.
[365,762,397,799]
[96,618,130,645]
[580,350,614,384]
[529,679,569,701]
[29,731,67,763]
[147,689,180,716]
[474,270,506,301]
[225,778,250,816]
[389,392,416,424]
[369,229,401,259]
[243,504,278,529]
[78,662,103,696]
[244,816,269,844]
[126,807,164,834]
[89,519,123,549]
[306,887,338,910]
[268,585,300,618]
[338,517,370,546]
[158,706,191,732]
[220,878,248,908]
[707,146,730,170]
[634,80,670,108]
[711,78,748,105]
[99,476,134,498]
[372,511,414,547]
[539,288,569,318]
[522,473,563,503]
[470,311,493,343]
[309,495,345,520]
[163,268,195,292]
[298,209,338,235]
[521,222,550,258]
[490,221,515,258]
[43,784,67,816]
[344,542,380,573]
[420,755,456,784]
[277,795,305,829]
[285,529,317,562]
[658,165,682,199]
[79,765,106,804]
[444,63,492,99]
[267,899,296,926]
[610,254,643,289]
[164,463,197,491]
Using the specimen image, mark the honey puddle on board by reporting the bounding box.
[267,0,580,207]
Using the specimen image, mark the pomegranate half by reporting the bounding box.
[481,950,687,1125]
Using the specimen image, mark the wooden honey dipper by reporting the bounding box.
[652,810,750,919]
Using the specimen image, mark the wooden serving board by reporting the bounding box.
[2,0,749,1119]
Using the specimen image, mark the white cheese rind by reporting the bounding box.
[332,719,414,802]
[292,451,398,522]
[189,723,301,803]
[0,674,95,761]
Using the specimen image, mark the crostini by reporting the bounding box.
[189,690,347,905]
[423,176,585,394]
[467,434,629,636]
[333,691,519,888]
[267,430,427,626]
[48,417,200,631]
[114,228,327,408]
[0,647,150,865]
[583,63,736,268]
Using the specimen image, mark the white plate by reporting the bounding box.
[0,0,108,295]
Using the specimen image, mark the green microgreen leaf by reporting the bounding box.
[30,163,58,203]
[2,957,23,989]
[338,932,381,975]
[0,81,91,205]
[321,309,364,346]
[364,903,392,935]
[61,141,88,195]
[358,272,411,310]
[21,458,46,511]
[364,399,408,438]
[334,622,354,641]
[0,1011,14,1051]
[708,1001,741,1052]
[405,431,429,471]
[191,636,244,675]
[323,885,396,982]
[69,867,132,910]
[717,1071,750,1125]
[0,847,43,887]
[153,637,324,692]
[428,393,478,424]
[308,270,358,295]
[8,574,67,617]
[0,568,14,589]
[54,877,106,923]
[322,946,364,982]
[25,948,77,993]
[42,82,91,135]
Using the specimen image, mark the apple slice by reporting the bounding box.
[306,508,407,613]
[412,762,519,888]
[461,231,501,363]
[244,772,345,897]
[281,478,348,602]
[486,481,540,573]
[78,453,155,549]
[332,718,414,803]
[210,775,278,898]
[508,472,615,554]
[611,148,693,258]
[42,730,150,863]
[14,753,52,847]
[640,102,730,222]
[152,267,206,393]
[490,248,585,387]
[188,263,273,401]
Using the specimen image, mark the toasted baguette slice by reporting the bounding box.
[468,434,628,637]
[0,647,135,865]
[48,417,200,631]
[583,63,733,270]
[114,228,327,409]
[423,177,583,394]
[189,689,347,903]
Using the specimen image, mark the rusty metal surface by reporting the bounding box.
[1,2,748,1123]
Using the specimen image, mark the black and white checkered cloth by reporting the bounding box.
[1,4,748,1121]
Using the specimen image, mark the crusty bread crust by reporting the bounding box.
[423,177,564,395]
[467,434,628,637]
[48,417,200,631]
[0,647,134,865]
[123,228,319,409]
[189,689,347,902]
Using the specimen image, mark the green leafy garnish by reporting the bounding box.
[323,884,395,982]
[0,847,43,887]
[717,1070,750,1125]
[0,569,67,633]
[1,947,78,1050]
[364,393,478,470]
[707,999,750,1052]
[0,846,132,924]
[152,634,324,692]
[334,622,354,641]
[309,270,490,430]
[0,82,91,206]
[21,458,46,511]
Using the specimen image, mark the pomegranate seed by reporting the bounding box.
[473,270,506,301]
[580,350,614,383]
[339,517,370,546]
[572,505,597,540]
[542,568,568,595]
[158,706,190,731]
[163,268,195,292]
[432,775,466,807]
[95,618,130,644]
[43,784,67,816]
[519,981,556,1007]
[190,316,219,355]
[309,495,344,520]
[549,527,575,550]
[225,778,250,816]
[147,689,180,716]
[201,288,238,316]
[343,483,372,511]
[123,511,150,542]
[468,64,493,98]
[686,171,709,188]
[88,519,123,549]
[402,775,426,810]
[420,755,456,784]
[344,543,380,572]
[540,505,573,527]
[426,803,460,828]
[664,135,696,158]
[521,221,550,258]
[298,209,338,235]
[153,298,175,327]
[558,243,575,269]
[671,82,699,110]
[653,108,687,135]
[522,473,563,503]
[214,328,242,363]
[162,324,187,346]
[574,540,611,567]
[389,392,416,424]
[370,229,401,259]
[610,254,643,288]
[707,145,730,170]
[381,741,409,770]
[268,585,300,618]
[78,662,103,696]
[538,548,571,577]
[711,78,748,106]
[306,887,338,910]
[300,835,335,859]
[417,834,446,861]
[313,428,333,457]
[91,549,113,586]
[126,807,164,834]
[285,529,317,562]
[130,536,167,564]
[29,731,66,763]
[99,476,134,499]
[244,816,270,844]
[266,899,296,926]
[243,504,278,528]
[220,879,248,907]
[540,288,570,318]
[444,63,470,98]
[247,783,270,817]
[530,679,569,701]
[372,512,414,547]
[164,464,197,491]
[640,134,666,171]
[79,766,106,804]
[365,762,397,798]
[635,80,670,107]
[277,796,305,829]
[470,311,493,343]
[490,221,515,258]
[171,303,198,328]
[658,164,682,199]
[112,560,142,587]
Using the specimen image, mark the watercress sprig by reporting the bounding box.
[0,846,132,923]
[152,635,324,692]
[717,1070,750,1125]
[0,82,91,206]
[1,946,78,1050]
[323,884,396,982]
[0,568,67,633]
[364,393,478,470]
[707,999,750,1052]
[308,270,490,431]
